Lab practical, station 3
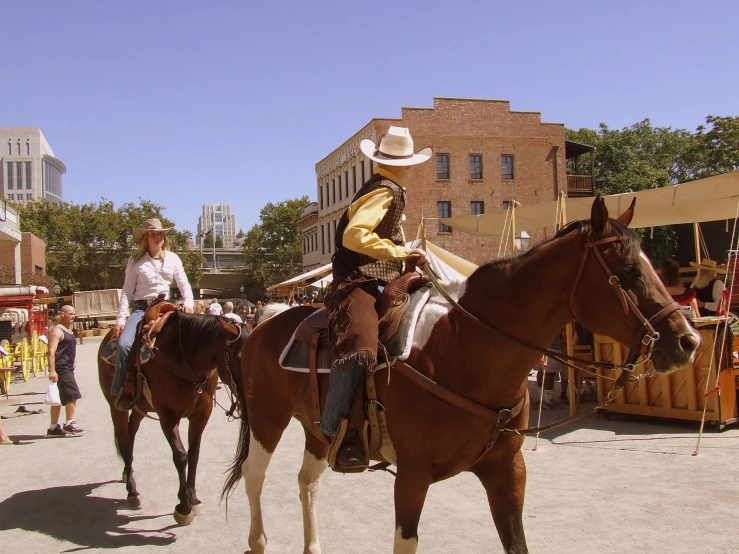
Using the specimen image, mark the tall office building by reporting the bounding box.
[197,204,237,248]
[0,128,66,204]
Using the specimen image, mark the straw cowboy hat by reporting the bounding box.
[133,218,172,244]
[689,258,727,274]
[360,126,432,167]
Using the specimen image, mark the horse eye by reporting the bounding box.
[623,264,636,273]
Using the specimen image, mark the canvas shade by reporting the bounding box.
[267,263,332,292]
[441,170,739,237]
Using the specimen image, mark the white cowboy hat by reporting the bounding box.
[360,126,432,167]
[133,218,172,244]
[689,258,727,274]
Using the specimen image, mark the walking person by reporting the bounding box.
[222,301,243,323]
[208,298,223,315]
[110,218,194,410]
[47,305,84,436]
[322,126,431,469]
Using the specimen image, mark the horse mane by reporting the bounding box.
[475,217,641,275]
[174,312,229,359]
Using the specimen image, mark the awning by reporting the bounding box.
[442,170,739,237]
[307,274,333,289]
[267,263,332,292]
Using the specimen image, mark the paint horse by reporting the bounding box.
[98,311,246,524]
[223,197,700,554]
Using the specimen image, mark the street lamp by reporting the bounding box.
[514,231,532,252]
[52,283,62,316]
[239,285,245,299]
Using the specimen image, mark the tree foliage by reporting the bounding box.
[566,115,738,266]
[202,229,213,248]
[13,199,204,292]
[242,196,310,296]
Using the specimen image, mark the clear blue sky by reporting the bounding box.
[3,0,736,238]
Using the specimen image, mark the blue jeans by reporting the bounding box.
[320,363,364,437]
[111,308,145,396]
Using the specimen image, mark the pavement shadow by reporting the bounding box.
[0,480,177,550]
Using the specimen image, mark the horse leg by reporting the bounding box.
[108,404,131,485]
[124,408,146,508]
[471,451,528,554]
[242,428,275,554]
[186,413,208,516]
[298,430,328,554]
[393,468,431,554]
[158,411,193,525]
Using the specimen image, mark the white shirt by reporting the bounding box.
[208,302,223,315]
[116,251,194,325]
[222,312,243,323]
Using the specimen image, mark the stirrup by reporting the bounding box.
[113,389,134,412]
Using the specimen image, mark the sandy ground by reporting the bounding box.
[1,336,738,554]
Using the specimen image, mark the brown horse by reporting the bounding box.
[223,198,701,553]
[98,311,246,524]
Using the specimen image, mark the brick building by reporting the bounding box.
[306,97,591,268]
[0,231,46,284]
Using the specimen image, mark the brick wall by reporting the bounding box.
[311,97,568,268]
[0,232,46,283]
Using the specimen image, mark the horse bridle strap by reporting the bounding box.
[392,360,526,422]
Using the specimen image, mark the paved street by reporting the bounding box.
[2,336,739,553]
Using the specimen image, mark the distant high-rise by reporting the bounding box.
[197,204,237,248]
[0,128,66,205]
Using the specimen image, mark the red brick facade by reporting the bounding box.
[311,98,568,268]
[0,232,46,284]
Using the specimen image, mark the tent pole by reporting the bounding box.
[510,200,516,254]
[693,222,701,264]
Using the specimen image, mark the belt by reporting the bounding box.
[131,300,149,310]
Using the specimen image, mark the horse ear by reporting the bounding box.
[590,196,610,237]
[616,198,636,227]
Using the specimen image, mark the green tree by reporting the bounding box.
[242,196,310,295]
[14,199,204,291]
[215,234,223,248]
[693,115,739,177]
[236,228,245,238]
[202,229,213,248]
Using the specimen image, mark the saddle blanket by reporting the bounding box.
[279,288,432,373]
[100,338,154,365]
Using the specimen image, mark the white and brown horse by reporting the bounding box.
[223,197,700,553]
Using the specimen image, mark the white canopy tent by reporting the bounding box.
[442,170,739,237]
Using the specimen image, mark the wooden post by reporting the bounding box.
[693,222,701,264]
[567,323,577,416]
[510,200,516,255]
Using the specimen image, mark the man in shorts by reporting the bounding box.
[47,305,84,436]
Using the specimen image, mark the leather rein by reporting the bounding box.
[383,229,680,453]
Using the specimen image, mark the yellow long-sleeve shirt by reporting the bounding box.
[341,167,411,260]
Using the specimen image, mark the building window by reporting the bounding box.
[325,184,329,206]
[437,201,452,232]
[321,225,325,254]
[345,170,349,197]
[319,186,323,209]
[471,201,484,215]
[502,200,511,211]
[7,140,10,155]
[26,140,30,155]
[436,154,450,179]
[361,160,365,185]
[338,175,342,201]
[16,162,23,190]
[8,194,13,201]
[501,155,514,180]
[26,194,32,201]
[25,161,31,189]
[352,166,357,193]
[6,162,12,189]
[332,179,336,204]
[469,154,483,180]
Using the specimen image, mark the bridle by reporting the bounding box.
[569,232,680,388]
[422,228,680,386]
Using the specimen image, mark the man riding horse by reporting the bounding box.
[321,126,430,470]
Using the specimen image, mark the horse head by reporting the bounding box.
[570,196,701,373]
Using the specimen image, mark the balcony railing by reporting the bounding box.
[567,175,594,196]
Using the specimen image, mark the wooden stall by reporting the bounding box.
[591,321,738,429]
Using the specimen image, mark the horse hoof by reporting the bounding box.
[191,502,204,516]
[173,508,194,525]
[127,495,141,509]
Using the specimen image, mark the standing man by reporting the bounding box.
[47,305,84,436]
[208,297,223,316]
[222,301,243,323]
[689,259,726,316]
[321,126,430,470]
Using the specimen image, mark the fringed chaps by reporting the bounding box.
[325,274,379,373]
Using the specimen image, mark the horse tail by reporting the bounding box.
[222,382,251,502]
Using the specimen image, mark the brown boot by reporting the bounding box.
[335,436,366,471]
[114,388,134,412]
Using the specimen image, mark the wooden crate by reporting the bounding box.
[594,327,738,428]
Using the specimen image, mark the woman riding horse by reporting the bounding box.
[110,218,194,410]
